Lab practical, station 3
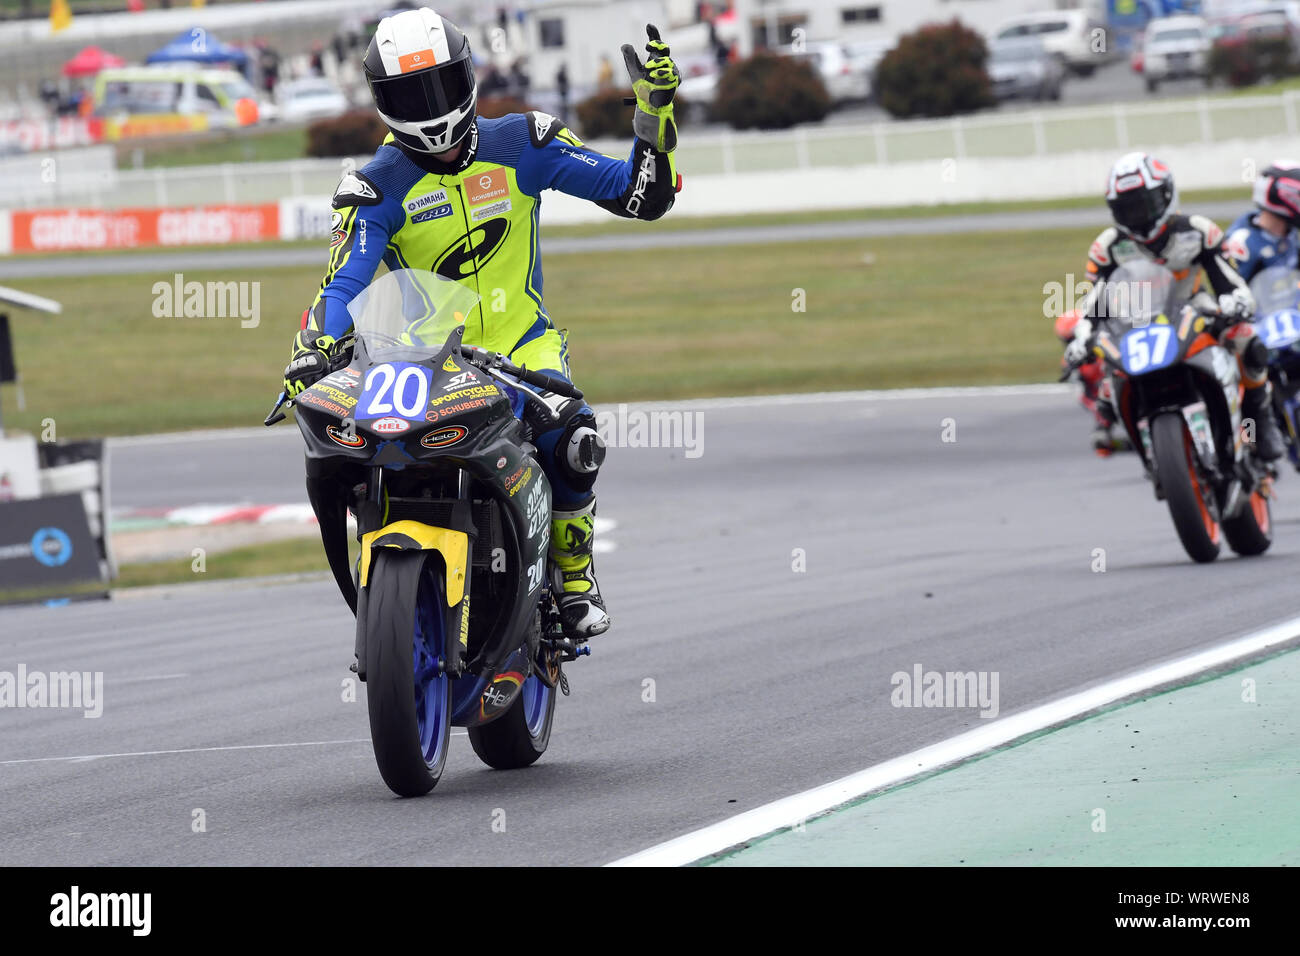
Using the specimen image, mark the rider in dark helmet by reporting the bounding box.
[1064,152,1285,461]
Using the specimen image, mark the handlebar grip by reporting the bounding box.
[520,368,584,400]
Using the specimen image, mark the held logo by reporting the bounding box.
[626,148,658,216]
[420,425,469,448]
[152,272,261,328]
[326,423,366,448]
[50,887,150,936]
[560,147,598,167]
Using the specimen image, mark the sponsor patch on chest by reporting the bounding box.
[466,168,509,206]
[471,199,512,221]
[406,189,450,213]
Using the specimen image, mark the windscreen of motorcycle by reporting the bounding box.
[1248,264,1300,316]
[345,268,481,356]
[1102,260,1176,326]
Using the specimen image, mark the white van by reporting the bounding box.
[991,8,1109,76]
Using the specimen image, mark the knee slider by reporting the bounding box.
[558,410,604,491]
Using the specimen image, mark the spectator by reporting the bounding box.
[556,62,570,118]
[259,43,282,95]
[596,54,614,89]
[509,58,530,98]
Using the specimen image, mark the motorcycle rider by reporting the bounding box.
[1054,309,1131,454]
[1064,151,1285,461]
[281,8,683,639]
[1222,160,1300,282]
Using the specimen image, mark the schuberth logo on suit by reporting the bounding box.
[466,168,509,206]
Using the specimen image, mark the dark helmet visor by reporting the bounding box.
[1108,187,1165,236]
[369,58,475,123]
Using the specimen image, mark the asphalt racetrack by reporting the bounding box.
[3,388,1299,865]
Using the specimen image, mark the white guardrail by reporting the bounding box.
[3,89,1298,214]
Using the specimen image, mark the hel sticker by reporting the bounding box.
[442,355,460,372]
[420,425,469,448]
[326,424,365,448]
[466,167,509,206]
[471,199,511,221]
[399,49,437,73]
[372,417,410,434]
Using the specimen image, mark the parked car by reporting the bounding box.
[988,37,1066,101]
[274,77,350,123]
[990,8,1109,77]
[1142,15,1212,91]
[778,41,871,104]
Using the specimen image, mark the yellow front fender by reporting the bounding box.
[358,520,468,606]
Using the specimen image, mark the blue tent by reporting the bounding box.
[145,29,249,67]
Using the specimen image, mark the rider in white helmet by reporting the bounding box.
[284,9,683,639]
[1065,152,1284,461]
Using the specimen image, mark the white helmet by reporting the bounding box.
[364,8,477,155]
[1105,151,1177,243]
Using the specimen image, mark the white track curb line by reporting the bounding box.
[607,615,1300,867]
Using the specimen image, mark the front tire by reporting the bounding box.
[1151,412,1221,563]
[468,673,555,770]
[364,550,453,796]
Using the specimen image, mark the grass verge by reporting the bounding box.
[114,535,355,589]
[2,223,1099,437]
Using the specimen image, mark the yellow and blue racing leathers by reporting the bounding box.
[302,111,680,506]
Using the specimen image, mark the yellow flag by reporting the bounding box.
[50,0,73,33]
[191,0,206,7]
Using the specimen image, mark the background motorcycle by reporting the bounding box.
[266,269,590,796]
[1247,264,1300,472]
[1064,261,1273,563]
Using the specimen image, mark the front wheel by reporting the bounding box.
[1151,412,1221,563]
[468,673,555,769]
[363,550,453,796]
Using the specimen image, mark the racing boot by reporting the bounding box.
[1242,381,1285,462]
[549,498,611,640]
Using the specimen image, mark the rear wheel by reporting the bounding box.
[1223,485,1273,556]
[1151,412,1221,563]
[364,550,452,796]
[468,672,555,770]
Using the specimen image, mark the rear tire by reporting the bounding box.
[1152,412,1221,563]
[468,673,555,770]
[1223,487,1273,556]
[364,550,452,796]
